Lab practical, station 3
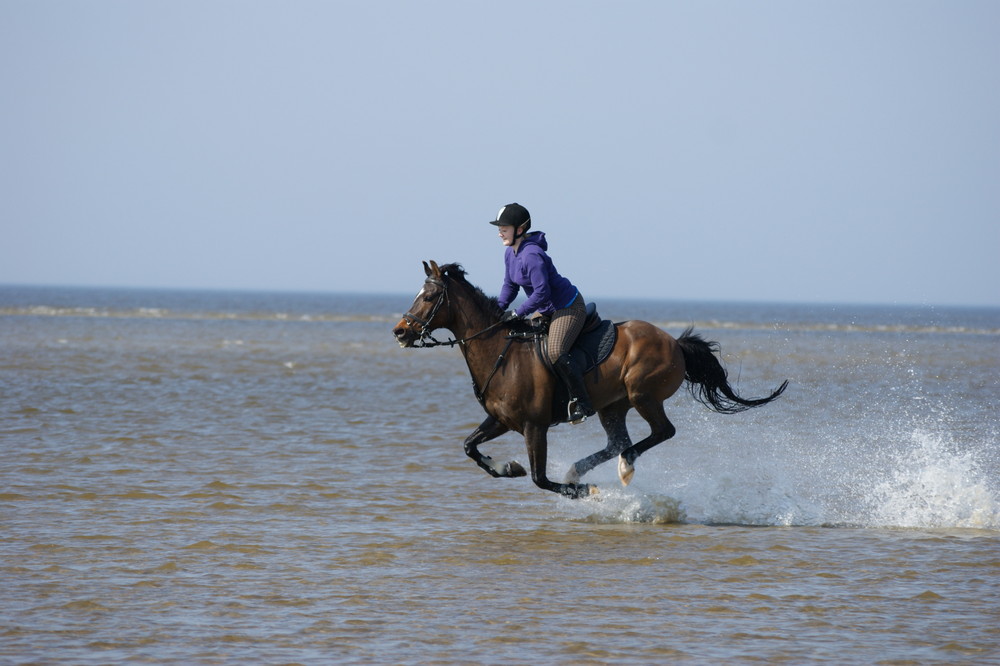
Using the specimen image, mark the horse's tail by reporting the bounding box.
[676,327,788,414]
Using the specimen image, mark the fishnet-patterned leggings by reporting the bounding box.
[547,293,587,364]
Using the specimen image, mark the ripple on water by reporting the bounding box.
[2,295,998,663]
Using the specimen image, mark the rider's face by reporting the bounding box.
[498,225,517,246]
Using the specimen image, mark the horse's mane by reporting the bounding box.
[438,263,505,320]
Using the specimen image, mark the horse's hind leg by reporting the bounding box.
[464,415,526,478]
[618,398,676,486]
[565,400,632,483]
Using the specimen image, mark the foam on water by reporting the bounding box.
[558,426,999,530]
[867,430,999,530]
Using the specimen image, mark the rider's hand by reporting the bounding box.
[503,310,522,323]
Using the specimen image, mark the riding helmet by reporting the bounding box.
[489,203,531,232]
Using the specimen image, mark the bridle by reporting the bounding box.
[401,276,505,348]
[400,277,449,346]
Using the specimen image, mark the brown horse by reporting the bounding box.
[392,261,788,499]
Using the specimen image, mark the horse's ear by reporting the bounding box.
[428,260,441,277]
[423,261,432,277]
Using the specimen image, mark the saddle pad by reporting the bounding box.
[539,319,618,374]
[572,319,618,373]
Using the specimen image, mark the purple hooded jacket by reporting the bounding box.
[497,231,579,317]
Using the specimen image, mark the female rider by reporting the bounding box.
[490,203,595,424]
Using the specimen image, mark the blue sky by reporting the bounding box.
[2,1,998,306]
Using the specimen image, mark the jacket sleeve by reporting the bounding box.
[496,253,519,311]
[515,249,552,317]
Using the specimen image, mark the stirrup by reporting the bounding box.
[567,398,590,425]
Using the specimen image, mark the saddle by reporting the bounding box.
[521,303,618,375]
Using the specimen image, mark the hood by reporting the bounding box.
[520,231,548,252]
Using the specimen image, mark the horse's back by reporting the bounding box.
[609,320,686,397]
[615,318,678,345]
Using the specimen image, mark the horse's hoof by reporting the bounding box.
[564,466,580,484]
[570,484,597,499]
[618,455,634,487]
[504,461,527,477]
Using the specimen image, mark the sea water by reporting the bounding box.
[1,286,998,663]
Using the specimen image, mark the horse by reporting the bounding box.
[392,260,788,499]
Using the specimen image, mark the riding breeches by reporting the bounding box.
[546,293,587,364]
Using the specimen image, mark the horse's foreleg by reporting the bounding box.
[524,422,597,499]
[618,398,676,486]
[565,400,632,483]
[463,415,526,478]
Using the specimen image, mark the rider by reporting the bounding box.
[490,202,596,424]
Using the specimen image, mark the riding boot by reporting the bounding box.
[553,354,596,425]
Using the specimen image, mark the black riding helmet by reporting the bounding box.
[489,203,531,241]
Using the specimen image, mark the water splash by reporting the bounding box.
[866,430,999,530]
[554,427,999,530]
[565,490,687,524]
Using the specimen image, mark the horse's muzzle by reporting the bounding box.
[392,319,417,347]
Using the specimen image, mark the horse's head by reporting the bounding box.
[392,260,451,348]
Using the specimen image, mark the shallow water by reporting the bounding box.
[2,287,998,663]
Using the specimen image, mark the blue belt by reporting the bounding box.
[560,290,580,309]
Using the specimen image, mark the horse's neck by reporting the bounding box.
[448,294,509,366]
[449,304,500,345]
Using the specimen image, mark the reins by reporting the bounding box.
[472,336,516,406]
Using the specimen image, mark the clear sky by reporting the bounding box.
[2,1,998,306]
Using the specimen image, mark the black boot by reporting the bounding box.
[553,354,596,424]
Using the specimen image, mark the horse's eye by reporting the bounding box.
[423,294,436,302]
